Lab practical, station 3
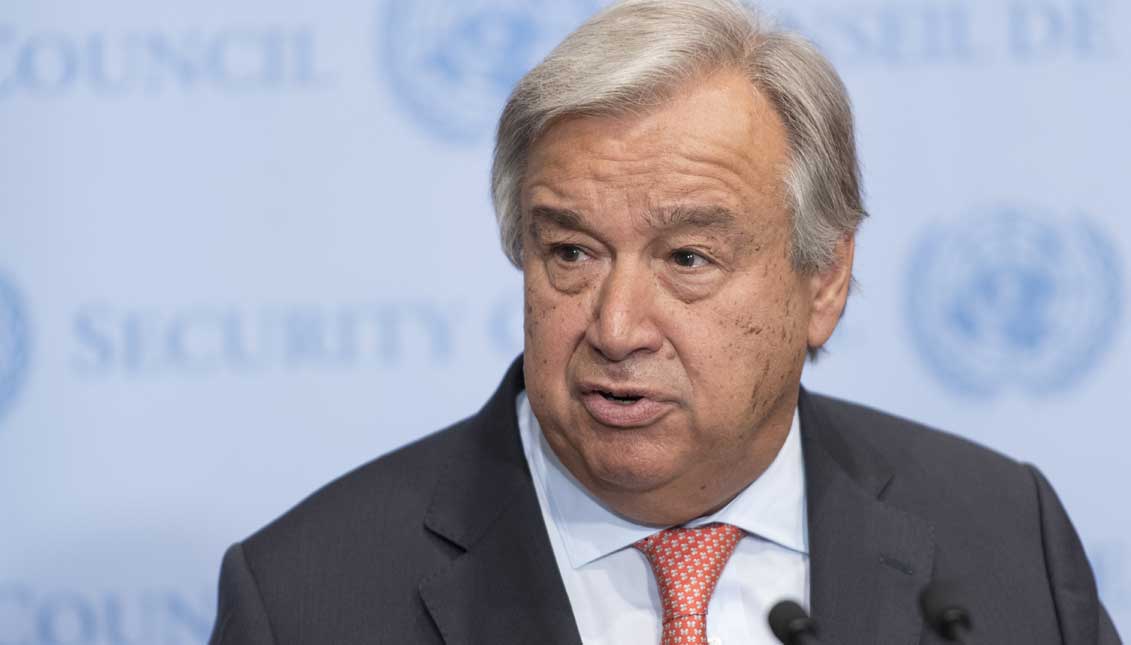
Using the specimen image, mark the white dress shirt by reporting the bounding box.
[516,391,810,645]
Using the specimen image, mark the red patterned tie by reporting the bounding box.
[634,523,744,645]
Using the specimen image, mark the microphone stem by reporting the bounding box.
[946,623,970,644]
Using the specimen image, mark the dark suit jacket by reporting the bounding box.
[209,357,1121,644]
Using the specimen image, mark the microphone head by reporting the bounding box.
[919,580,972,640]
[768,600,817,644]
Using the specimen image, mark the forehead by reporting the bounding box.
[522,69,791,225]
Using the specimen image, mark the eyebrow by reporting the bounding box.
[529,206,587,236]
[645,205,739,231]
[529,204,740,236]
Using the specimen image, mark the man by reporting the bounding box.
[209,1,1120,643]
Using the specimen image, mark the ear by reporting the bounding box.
[806,234,855,352]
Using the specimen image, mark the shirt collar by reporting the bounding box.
[517,391,809,570]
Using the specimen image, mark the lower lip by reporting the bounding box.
[580,392,673,428]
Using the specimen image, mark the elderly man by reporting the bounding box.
[209,1,1119,643]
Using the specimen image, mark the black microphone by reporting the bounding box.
[919,580,973,642]
[768,600,822,644]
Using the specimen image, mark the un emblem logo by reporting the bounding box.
[381,0,602,142]
[0,274,29,423]
[906,207,1123,397]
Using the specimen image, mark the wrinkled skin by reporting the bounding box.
[521,69,854,526]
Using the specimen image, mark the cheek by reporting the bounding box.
[523,271,589,367]
[523,272,593,417]
[673,279,807,415]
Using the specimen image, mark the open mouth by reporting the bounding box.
[580,387,670,427]
[598,391,644,405]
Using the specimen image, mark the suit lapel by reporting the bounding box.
[801,390,935,645]
[419,358,582,645]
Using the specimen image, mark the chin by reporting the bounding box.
[578,437,685,495]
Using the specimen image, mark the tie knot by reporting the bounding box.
[634,522,744,627]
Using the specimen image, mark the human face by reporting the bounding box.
[521,70,852,525]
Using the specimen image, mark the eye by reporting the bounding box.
[671,249,710,269]
[552,244,589,263]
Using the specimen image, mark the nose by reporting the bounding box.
[585,261,664,362]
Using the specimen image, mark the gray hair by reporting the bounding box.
[490,0,866,273]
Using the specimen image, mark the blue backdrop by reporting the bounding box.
[2,0,1129,642]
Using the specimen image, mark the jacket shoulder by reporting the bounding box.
[806,392,1056,573]
[804,391,1051,536]
[243,415,477,556]
[216,358,529,642]
[806,392,1113,642]
[222,416,482,642]
[806,391,1027,485]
